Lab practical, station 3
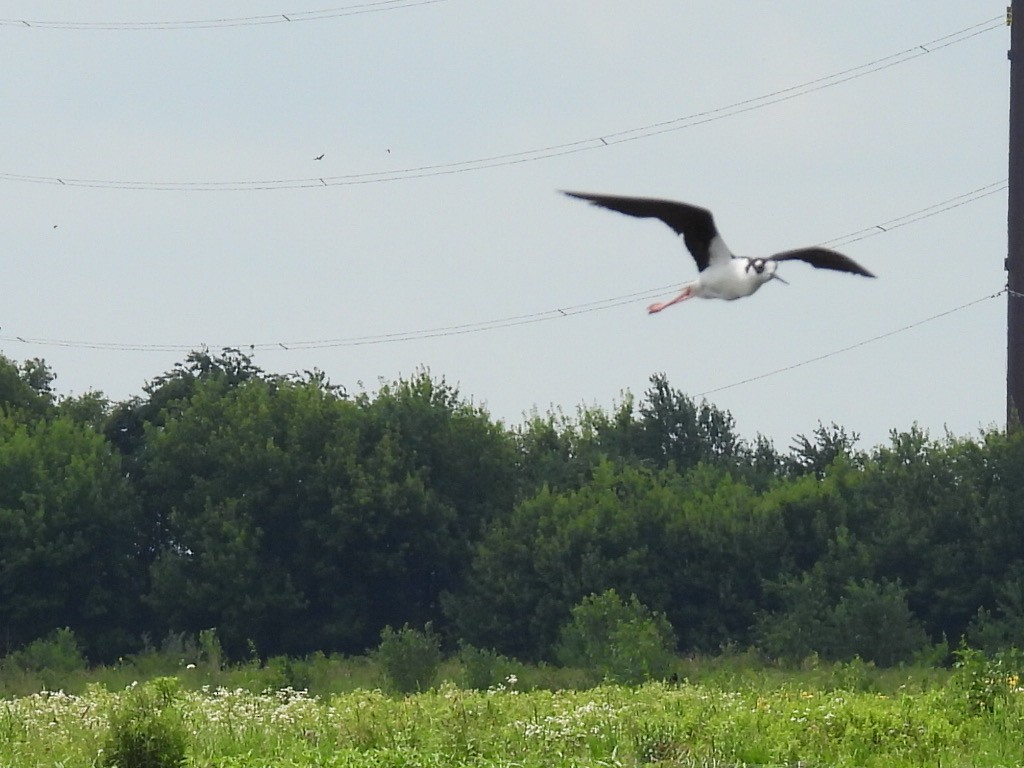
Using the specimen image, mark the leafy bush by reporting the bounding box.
[555,589,677,685]
[966,575,1024,653]
[2,627,88,690]
[197,628,223,671]
[457,643,517,690]
[754,574,832,662]
[755,578,927,666]
[374,623,442,694]
[949,644,1024,715]
[828,579,928,666]
[5,627,86,674]
[103,677,188,768]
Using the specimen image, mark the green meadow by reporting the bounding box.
[2,653,1023,768]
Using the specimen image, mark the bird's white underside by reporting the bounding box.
[687,234,775,300]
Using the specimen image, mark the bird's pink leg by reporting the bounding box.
[648,285,694,314]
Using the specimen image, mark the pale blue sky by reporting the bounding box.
[1,2,1010,449]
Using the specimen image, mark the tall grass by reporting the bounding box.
[8,634,1024,767]
[2,673,1023,768]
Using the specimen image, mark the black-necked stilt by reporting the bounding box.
[563,191,875,314]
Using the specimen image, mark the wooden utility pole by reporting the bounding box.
[1009,1,1024,428]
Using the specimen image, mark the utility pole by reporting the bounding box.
[1009,1,1024,428]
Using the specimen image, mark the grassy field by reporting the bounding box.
[2,660,1024,768]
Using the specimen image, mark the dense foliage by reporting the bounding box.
[0,349,1022,665]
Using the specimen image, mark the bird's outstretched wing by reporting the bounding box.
[562,191,727,271]
[770,247,876,278]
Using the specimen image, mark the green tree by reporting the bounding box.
[358,370,517,550]
[754,571,834,662]
[57,390,111,429]
[513,376,777,496]
[0,413,141,659]
[828,579,928,665]
[860,428,996,643]
[514,406,613,495]
[446,460,781,659]
[0,354,55,418]
[635,373,742,470]
[755,576,928,666]
[104,349,269,575]
[105,348,265,463]
[144,375,357,656]
[318,371,516,650]
[143,367,514,658]
[787,422,861,479]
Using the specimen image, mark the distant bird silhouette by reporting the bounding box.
[314,153,325,160]
[562,191,875,313]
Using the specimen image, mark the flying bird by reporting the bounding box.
[563,191,875,313]
[314,153,325,160]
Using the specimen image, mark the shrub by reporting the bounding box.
[374,623,442,694]
[6,627,87,674]
[103,677,188,768]
[2,627,87,690]
[555,589,677,685]
[198,628,223,672]
[827,579,928,666]
[457,643,517,690]
[755,578,928,666]
[966,574,1024,652]
[949,644,1024,715]
[753,574,833,662]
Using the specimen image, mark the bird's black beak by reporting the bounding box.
[772,273,790,286]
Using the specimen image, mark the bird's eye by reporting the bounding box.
[752,259,765,274]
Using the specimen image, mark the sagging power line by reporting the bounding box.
[0,0,449,30]
[698,290,1004,397]
[2,291,1004,401]
[822,180,1008,248]
[0,179,1006,355]
[0,16,1003,192]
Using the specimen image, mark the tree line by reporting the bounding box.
[0,348,1021,666]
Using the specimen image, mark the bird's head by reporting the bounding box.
[745,257,789,286]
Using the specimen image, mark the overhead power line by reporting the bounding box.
[697,290,1005,398]
[1,292,1005,402]
[0,16,1003,192]
[821,180,1008,248]
[0,0,449,30]
[0,179,1007,358]
[0,283,682,354]
[0,291,1004,375]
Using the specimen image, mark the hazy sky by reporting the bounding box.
[1,2,1011,450]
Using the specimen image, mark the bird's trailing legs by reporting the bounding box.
[647,284,695,314]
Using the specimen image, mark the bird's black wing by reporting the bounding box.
[770,247,876,278]
[562,191,719,271]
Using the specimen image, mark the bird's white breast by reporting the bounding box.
[698,258,771,300]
